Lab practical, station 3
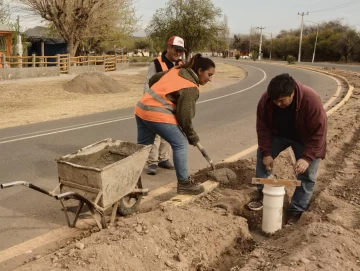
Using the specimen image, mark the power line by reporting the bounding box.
[308,0,360,13]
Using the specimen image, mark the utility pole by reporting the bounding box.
[297,12,309,62]
[224,15,230,57]
[257,26,265,60]
[16,16,23,57]
[249,26,252,55]
[307,20,319,63]
[270,33,273,61]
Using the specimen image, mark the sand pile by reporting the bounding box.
[64,72,129,94]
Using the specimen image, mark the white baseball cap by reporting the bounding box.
[168,36,186,51]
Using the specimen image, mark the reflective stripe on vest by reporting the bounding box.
[157,56,183,72]
[135,68,198,124]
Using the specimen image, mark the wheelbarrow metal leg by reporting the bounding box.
[72,201,85,228]
[110,201,120,225]
[88,206,104,230]
[59,199,85,228]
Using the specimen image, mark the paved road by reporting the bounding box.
[0,61,339,251]
[240,59,360,73]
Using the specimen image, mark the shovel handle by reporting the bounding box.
[196,142,215,170]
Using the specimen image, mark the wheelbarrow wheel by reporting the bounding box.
[117,177,143,216]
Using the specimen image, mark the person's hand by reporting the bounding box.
[263,156,274,171]
[295,159,309,174]
[188,135,200,146]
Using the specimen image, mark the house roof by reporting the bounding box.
[27,36,66,45]
[24,26,66,44]
[0,24,14,32]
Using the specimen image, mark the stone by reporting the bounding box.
[206,168,237,184]
[165,260,173,267]
[176,252,187,262]
[68,249,76,257]
[300,258,310,264]
[135,225,143,233]
[252,251,261,258]
[75,243,85,250]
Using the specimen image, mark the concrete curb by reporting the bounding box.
[160,181,219,207]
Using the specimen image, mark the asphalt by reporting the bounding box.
[0,60,343,251]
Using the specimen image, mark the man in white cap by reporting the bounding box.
[143,36,186,175]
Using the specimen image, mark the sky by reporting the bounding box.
[6,0,360,38]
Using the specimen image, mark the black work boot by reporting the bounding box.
[177,177,205,195]
[158,160,175,170]
[146,164,157,175]
[286,211,302,225]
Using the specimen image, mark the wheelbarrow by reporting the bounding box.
[1,138,151,230]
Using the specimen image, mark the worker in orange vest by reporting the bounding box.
[143,36,185,175]
[135,53,216,195]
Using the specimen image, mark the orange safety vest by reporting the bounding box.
[156,56,183,72]
[135,68,198,124]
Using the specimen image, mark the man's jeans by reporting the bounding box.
[135,116,188,181]
[256,136,320,213]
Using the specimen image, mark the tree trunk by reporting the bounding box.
[67,40,74,56]
[74,41,80,57]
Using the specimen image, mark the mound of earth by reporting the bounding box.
[64,72,129,94]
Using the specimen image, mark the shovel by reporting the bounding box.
[196,142,216,170]
[195,142,237,183]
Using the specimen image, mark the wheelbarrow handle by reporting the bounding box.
[1,181,56,197]
[1,181,29,189]
[196,142,216,170]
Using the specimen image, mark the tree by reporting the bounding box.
[251,50,258,61]
[19,0,138,56]
[208,36,228,56]
[146,0,223,59]
[0,0,10,24]
[135,38,151,56]
[332,29,360,62]
[233,34,252,55]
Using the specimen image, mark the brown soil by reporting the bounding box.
[64,72,129,94]
[62,143,143,168]
[14,67,360,271]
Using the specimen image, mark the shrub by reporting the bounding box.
[251,50,258,61]
[287,55,296,64]
[235,54,240,60]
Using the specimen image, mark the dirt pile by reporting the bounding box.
[17,206,253,271]
[61,143,143,168]
[64,72,129,94]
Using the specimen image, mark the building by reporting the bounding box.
[25,26,67,57]
[0,24,15,59]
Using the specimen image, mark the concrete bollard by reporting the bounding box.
[262,184,285,234]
